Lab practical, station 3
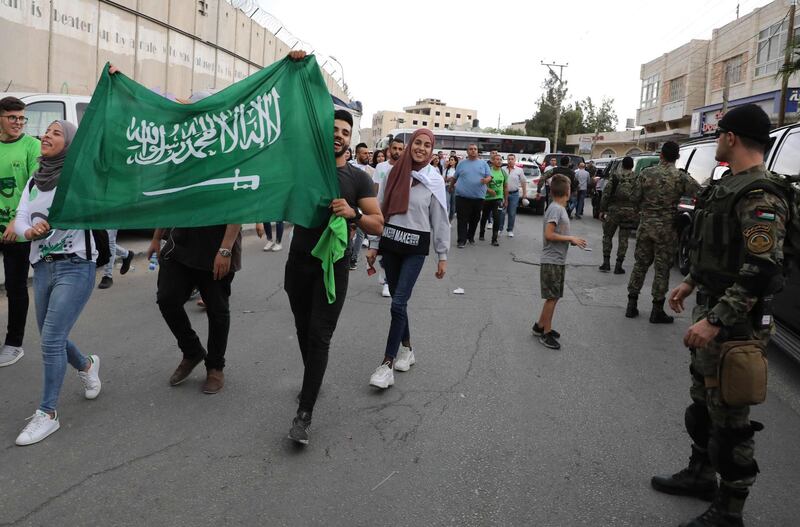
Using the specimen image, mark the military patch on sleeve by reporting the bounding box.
[743,224,774,254]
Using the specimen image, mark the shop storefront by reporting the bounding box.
[690,88,799,138]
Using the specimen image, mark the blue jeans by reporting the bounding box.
[381,252,426,359]
[567,194,577,217]
[447,189,456,221]
[499,191,520,232]
[349,228,364,266]
[33,257,96,413]
[264,221,284,242]
[576,190,587,217]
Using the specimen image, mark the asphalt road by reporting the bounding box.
[1,209,800,527]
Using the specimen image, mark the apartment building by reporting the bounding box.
[370,98,478,146]
[636,0,800,145]
[636,39,710,148]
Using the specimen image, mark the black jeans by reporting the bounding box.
[455,196,484,245]
[1,241,31,347]
[480,200,501,241]
[285,250,349,414]
[156,257,234,370]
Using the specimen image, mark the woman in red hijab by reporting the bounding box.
[365,129,450,389]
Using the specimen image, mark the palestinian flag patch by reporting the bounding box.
[754,208,776,221]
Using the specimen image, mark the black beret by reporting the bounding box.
[718,103,772,144]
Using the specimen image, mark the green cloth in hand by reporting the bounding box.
[311,214,349,303]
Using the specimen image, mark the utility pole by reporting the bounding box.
[722,62,730,114]
[779,0,797,126]
[541,61,568,153]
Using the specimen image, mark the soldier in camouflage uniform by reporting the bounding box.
[625,141,700,323]
[651,105,789,527]
[599,156,639,274]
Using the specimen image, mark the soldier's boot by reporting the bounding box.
[678,482,747,527]
[625,295,639,318]
[649,300,675,324]
[613,259,625,274]
[599,257,611,272]
[651,445,718,501]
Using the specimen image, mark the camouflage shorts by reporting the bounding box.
[540,263,565,299]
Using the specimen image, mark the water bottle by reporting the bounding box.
[148,254,158,271]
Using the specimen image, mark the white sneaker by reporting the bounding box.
[271,243,283,252]
[263,240,275,251]
[16,410,60,446]
[394,348,416,372]
[361,238,369,248]
[369,363,394,389]
[382,283,391,297]
[508,231,514,238]
[0,345,24,367]
[77,355,102,399]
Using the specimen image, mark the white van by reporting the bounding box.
[3,93,91,137]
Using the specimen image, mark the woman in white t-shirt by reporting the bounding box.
[13,120,102,446]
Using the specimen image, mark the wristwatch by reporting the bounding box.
[218,248,232,258]
[706,311,724,327]
[350,207,363,224]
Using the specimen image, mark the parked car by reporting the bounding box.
[674,126,800,362]
[3,93,91,137]
[513,161,546,215]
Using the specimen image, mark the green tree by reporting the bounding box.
[525,76,587,150]
[581,96,618,133]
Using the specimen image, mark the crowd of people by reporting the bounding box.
[0,51,789,525]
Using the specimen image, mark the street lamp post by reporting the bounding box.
[329,55,345,91]
[541,61,568,153]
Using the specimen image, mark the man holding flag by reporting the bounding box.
[284,51,383,444]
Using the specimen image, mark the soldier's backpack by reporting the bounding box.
[26,179,111,268]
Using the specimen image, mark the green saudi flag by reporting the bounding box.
[50,56,339,229]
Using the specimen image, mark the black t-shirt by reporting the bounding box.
[552,167,577,192]
[162,225,243,272]
[290,164,376,254]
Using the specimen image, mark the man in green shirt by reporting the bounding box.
[479,153,508,246]
[0,96,39,367]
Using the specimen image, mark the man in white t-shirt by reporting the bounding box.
[574,162,591,219]
[369,137,404,297]
[499,154,527,237]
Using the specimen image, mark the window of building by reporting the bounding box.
[755,18,800,77]
[668,76,685,102]
[726,54,744,84]
[434,123,440,127]
[435,111,440,116]
[456,113,461,119]
[445,112,450,117]
[467,115,472,120]
[412,120,418,125]
[422,121,427,126]
[640,74,660,110]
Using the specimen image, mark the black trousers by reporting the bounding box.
[479,200,501,242]
[284,250,349,414]
[156,257,233,370]
[1,241,31,347]
[455,196,484,245]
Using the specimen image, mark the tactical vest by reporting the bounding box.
[689,170,782,294]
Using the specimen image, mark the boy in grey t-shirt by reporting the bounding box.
[533,174,586,349]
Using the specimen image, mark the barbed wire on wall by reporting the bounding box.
[225,0,348,96]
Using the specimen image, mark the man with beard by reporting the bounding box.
[371,137,404,296]
[284,53,383,444]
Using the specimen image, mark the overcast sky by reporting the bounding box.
[259,0,775,131]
